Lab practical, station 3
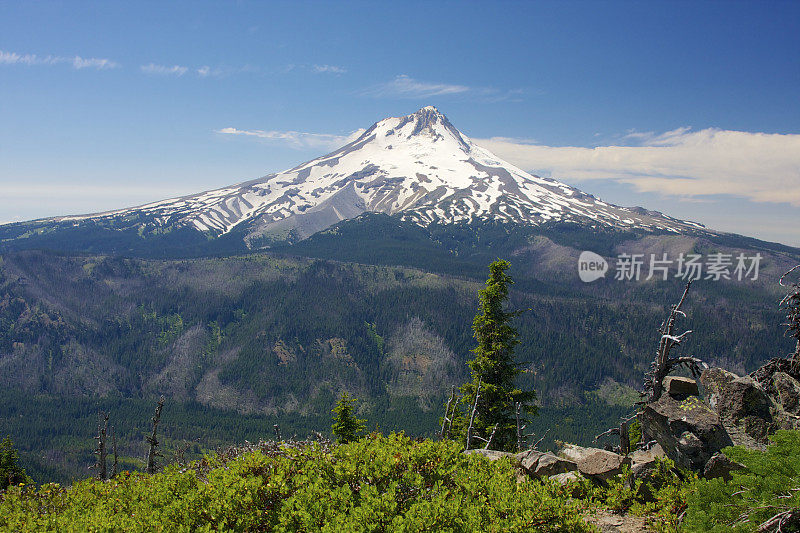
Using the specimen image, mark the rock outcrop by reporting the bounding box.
[640,381,732,471]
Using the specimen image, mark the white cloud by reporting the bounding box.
[313,64,346,74]
[0,50,119,69]
[216,127,366,150]
[474,128,800,206]
[140,63,189,76]
[361,74,524,102]
[362,75,470,98]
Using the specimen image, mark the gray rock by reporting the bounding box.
[773,371,800,415]
[549,471,584,497]
[640,392,733,471]
[665,376,699,398]
[703,452,745,481]
[463,449,515,462]
[631,449,657,479]
[558,443,597,464]
[576,450,631,480]
[517,450,577,478]
[701,367,775,447]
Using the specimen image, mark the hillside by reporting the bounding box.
[1,218,798,482]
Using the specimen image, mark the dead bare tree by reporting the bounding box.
[594,415,634,455]
[273,424,282,442]
[779,265,800,363]
[111,425,118,479]
[91,411,109,480]
[643,281,707,402]
[440,386,457,440]
[146,396,165,475]
[514,401,539,452]
[465,379,481,450]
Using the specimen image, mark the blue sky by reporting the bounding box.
[1,1,799,245]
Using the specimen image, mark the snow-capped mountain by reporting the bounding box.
[58,106,706,245]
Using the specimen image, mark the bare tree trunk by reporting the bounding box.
[465,379,482,450]
[93,411,109,480]
[620,421,630,456]
[514,402,523,452]
[440,386,456,440]
[146,396,165,475]
[273,424,282,442]
[111,426,118,478]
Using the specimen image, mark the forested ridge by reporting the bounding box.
[0,219,798,483]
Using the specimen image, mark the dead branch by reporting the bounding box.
[530,429,549,451]
[758,509,800,532]
[146,396,165,475]
[440,386,457,440]
[484,424,499,450]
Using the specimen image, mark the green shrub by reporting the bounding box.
[682,430,800,532]
[0,433,593,532]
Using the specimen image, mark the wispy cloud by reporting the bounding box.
[140,63,189,76]
[0,50,119,70]
[361,74,524,102]
[362,74,470,98]
[312,64,347,74]
[216,127,366,150]
[474,128,800,206]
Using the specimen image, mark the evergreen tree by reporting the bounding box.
[459,260,536,451]
[331,392,366,444]
[1,436,30,490]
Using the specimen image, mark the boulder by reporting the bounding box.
[558,443,597,464]
[772,371,800,415]
[701,367,775,448]
[517,450,577,478]
[630,449,658,480]
[463,449,515,462]
[640,392,732,472]
[703,452,745,482]
[665,376,700,398]
[575,449,630,481]
[549,471,584,497]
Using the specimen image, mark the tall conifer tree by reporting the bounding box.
[460,260,536,450]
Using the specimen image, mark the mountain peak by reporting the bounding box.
[45,107,709,244]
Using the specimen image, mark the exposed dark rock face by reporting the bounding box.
[703,452,745,481]
[640,385,733,471]
[639,363,800,474]
[701,368,774,448]
[664,376,700,399]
